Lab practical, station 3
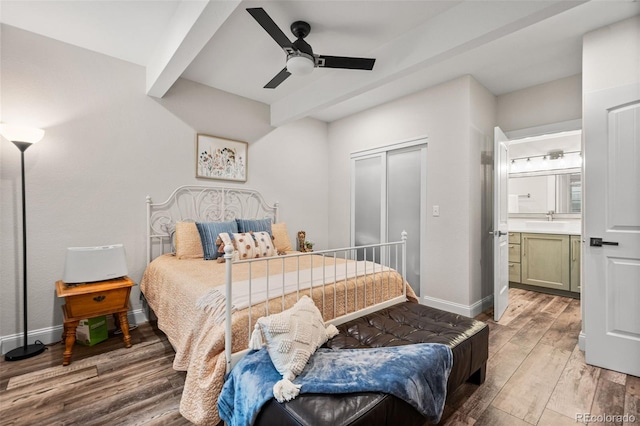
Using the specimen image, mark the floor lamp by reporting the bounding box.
[1,123,46,361]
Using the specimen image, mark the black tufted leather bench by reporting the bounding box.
[255,302,489,426]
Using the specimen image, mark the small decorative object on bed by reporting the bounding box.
[196,133,247,182]
[297,230,306,252]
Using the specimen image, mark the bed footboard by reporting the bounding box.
[223,232,411,373]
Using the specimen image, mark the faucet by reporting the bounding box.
[546,210,555,221]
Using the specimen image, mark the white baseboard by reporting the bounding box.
[579,331,586,351]
[0,309,149,355]
[422,294,493,318]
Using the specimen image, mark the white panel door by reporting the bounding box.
[493,127,510,321]
[584,83,640,376]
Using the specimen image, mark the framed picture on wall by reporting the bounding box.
[196,134,247,182]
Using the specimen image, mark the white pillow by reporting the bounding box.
[232,232,256,259]
[217,233,240,262]
[249,296,339,402]
[253,231,278,258]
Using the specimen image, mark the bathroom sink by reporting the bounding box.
[525,221,570,231]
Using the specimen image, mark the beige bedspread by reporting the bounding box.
[140,253,417,425]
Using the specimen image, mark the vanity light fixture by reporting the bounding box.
[548,149,564,160]
[509,150,582,174]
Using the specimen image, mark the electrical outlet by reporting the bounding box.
[432,205,440,217]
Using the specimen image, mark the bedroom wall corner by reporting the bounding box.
[468,76,497,309]
[249,117,330,251]
[327,76,476,310]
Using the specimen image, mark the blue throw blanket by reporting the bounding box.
[218,343,453,426]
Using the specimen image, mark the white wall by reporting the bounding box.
[497,74,582,133]
[583,16,640,93]
[327,75,496,313]
[0,25,329,351]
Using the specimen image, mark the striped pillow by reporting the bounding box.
[236,218,272,235]
[195,220,238,260]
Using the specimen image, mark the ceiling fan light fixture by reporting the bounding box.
[286,54,314,76]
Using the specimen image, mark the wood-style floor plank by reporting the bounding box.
[538,298,581,352]
[474,406,531,426]
[590,376,628,426]
[1,289,639,426]
[537,408,577,426]
[491,342,572,424]
[546,343,601,418]
[453,341,530,421]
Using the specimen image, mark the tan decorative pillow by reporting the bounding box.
[272,222,293,252]
[175,222,204,259]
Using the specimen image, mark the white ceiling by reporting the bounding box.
[1,0,639,126]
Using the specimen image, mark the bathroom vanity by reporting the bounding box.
[507,221,581,294]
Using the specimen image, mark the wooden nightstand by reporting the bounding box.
[56,276,135,366]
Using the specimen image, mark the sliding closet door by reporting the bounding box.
[387,147,426,297]
[353,155,384,256]
[351,139,427,298]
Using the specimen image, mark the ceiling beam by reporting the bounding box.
[146,0,241,98]
[269,0,586,127]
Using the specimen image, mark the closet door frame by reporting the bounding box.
[350,137,428,297]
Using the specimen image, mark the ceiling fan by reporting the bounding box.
[247,7,376,89]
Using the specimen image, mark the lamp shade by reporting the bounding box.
[286,55,314,76]
[0,124,45,144]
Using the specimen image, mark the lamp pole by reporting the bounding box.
[4,139,46,361]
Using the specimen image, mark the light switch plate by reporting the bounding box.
[432,205,440,217]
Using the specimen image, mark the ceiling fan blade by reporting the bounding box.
[247,8,293,49]
[318,55,376,70]
[264,68,291,89]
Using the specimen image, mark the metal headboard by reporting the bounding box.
[146,185,279,263]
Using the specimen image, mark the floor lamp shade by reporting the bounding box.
[1,123,46,361]
[0,123,45,144]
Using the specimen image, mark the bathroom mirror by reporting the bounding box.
[508,172,581,214]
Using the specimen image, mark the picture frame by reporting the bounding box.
[196,134,248,182]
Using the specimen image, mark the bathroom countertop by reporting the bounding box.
[509,219,581,235]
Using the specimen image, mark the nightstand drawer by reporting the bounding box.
[508,243,521,263]
[65,287,130,318]
[509,262,521,283]
[508,232,521,244]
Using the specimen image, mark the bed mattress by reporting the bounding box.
[255,302,489,426]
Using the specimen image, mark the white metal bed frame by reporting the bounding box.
[146,185,408,373]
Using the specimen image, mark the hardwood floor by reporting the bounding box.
[441,288,639,426]
[1,288,638,425]
[0,322,190,425]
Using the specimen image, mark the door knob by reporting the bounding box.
[590,237,619,247]
[490,231,507,236]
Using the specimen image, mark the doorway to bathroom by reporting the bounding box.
[505,129,583,299]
